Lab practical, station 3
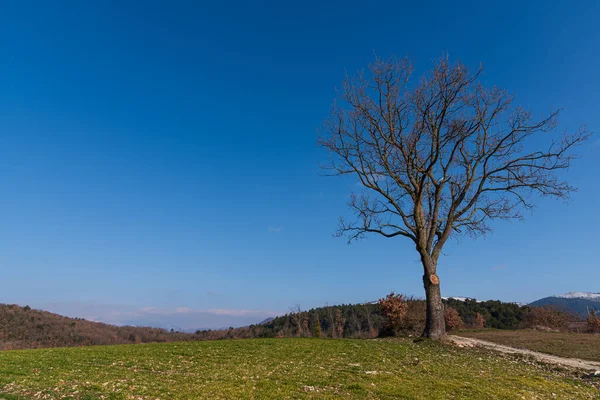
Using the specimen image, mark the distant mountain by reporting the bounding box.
[529,292,600,318]
[258,317,274,325]
[555,292,600,300]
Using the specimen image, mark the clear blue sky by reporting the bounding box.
[0,1,598,328]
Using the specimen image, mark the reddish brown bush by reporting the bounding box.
[444,307,463,331]
[473,312,485,329]
[378,292,408,333]
[587,310,600,333]
[522,306,573,331]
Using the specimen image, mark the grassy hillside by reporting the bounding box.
[0,338,598,399]
[0,304,198,350]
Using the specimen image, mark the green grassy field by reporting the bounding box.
[0,338,598,399]
[458,329,600,362]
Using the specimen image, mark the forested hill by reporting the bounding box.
[258,297,531,339]
[0,304,196,350]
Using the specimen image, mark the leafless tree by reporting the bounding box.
[334,309,346,338]
[362,303,376,338]
[325,304,336,338]
[320,56,590,339]
[289,304,308,337]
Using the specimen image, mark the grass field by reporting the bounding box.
[0,338,598,399]
[458,330,600,362]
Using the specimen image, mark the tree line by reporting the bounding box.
[2,297,595,350]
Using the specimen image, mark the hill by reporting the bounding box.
[1,297,537,350]
[0,338,597,399]
[529,292,600,318]
[0,303,199,350]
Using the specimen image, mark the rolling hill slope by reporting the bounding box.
[0,303,197,350]
[1,338,598,399]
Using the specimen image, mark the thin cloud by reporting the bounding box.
[268,226,283,233]
[36,302,283,330]
[138,307,278,317]
[205,308,277,317]
[491,264,508,271]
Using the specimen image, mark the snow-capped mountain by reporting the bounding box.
[555,292,600,301]
[529,292,600,318]
[442,296,474,302]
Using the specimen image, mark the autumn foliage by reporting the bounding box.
[522,306,572,331]
[378,292,408,333]
[587,310,600,333]
[473,312,486,329]
[444,307,463,331]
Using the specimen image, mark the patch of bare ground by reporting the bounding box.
[456,329,600,362]
[448,334,600,375]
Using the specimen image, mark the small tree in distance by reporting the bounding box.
[334,309,346,338]
[473,312,486,329]
[587,309,600,333]
[444,307,463,332]
[312,321,322,338]
[378,292,408,334]
[320,56,590,339]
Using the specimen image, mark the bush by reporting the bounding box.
[378,292,408,334]
[444,307,463,331]
[522,306,572,331]
[402,299,426,335]
[473,312,485,329]
[587,310,600,333]
[312,322,322,338]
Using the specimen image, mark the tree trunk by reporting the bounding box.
[422,270,446,340]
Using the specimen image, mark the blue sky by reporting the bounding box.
[0,1,598,329]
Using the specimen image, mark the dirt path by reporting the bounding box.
[448,335,600,372]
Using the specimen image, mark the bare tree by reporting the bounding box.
[320,56,590,339]
[325,304,336,338]
[362,303,376,338]
[334,309,346,338]
[289,304,308,337]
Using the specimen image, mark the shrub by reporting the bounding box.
[378,292,408,334]
[312,322,322,338]
[400,298,426,335]
[473,312,485,329]
[444,307,463,331]
[522,306,572,331]
[587,310,600,333]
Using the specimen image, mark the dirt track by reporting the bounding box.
[448,335,600,372]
